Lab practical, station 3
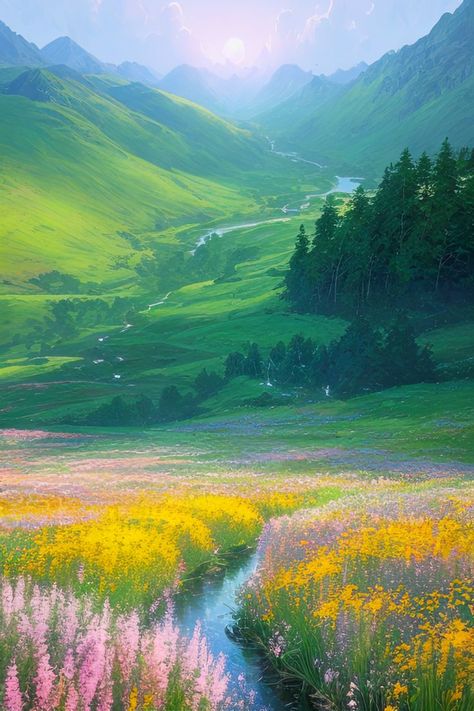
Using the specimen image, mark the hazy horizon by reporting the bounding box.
[0,0,463,76]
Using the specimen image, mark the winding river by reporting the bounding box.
[189,150,363,255]
[148,162,362,311]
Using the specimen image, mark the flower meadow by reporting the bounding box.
[0,431,472,710]
[0,475,345,710]
[0,576,250,711]
[238,486,474,710]
[0,490,338,608]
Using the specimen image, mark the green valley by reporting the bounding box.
[0,65,323,292]
[0,3,473,711]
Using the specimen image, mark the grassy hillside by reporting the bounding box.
[262,0,474,175]
[1,206,472,426]
[0,67,318,291]
[0,61,336,423]
[0,19,472,429]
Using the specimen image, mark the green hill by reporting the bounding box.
[0,67,300,291]
[262,0,474,175]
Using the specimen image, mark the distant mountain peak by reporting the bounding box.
[0,19,43,66]
[41,36,106,75]
[246,63,314,118]
[327,62,368,85]
[159,64,220,109]
[117,61,160,86]
[271,64,313,79]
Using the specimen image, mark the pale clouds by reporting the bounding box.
[0,0,464,74]
[266,0,462,73]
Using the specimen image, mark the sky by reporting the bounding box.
[0,0,463,76]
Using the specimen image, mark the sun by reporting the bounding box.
[223,37,246,65]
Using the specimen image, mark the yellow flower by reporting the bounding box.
[393,682,408,698]
[127,687,138,711]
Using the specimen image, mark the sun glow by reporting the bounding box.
[223,36,246,64]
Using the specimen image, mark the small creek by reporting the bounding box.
[175,551,301,710]
[118,147,361,704]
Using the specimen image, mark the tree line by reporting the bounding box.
[285,140,474,316]
[78,316,434,426]
[74,367,225,427]
[224,317,434,398]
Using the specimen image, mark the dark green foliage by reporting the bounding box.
[79,368,226,427]
[80,387,197,427]
[225,352,247,379]
[83,396,155,427]
[225,343,263,379]
[29,271,91,294]
[193,369,224,399]
[157,386,197,422]
[285,142,474,317]
[225,318,435,398]
[284,225,311,312]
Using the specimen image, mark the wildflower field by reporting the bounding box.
[0,422,473,710]
[238,486,474,710]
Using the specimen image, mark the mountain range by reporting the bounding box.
[0,21,160,86]
[262,0,474,173]
[0,18,366,120]
[0,0,473,177]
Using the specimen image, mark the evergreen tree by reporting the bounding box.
[284,140,473,316]
[328,319,385,396]
[194,369,224,399]
[136,395,156,425]
[308,197,342,308]
[285,225,311,312]
[244,343,263,378]
[225,352,246,379]
[431,139,461,290]
[340,186,373,308]
[158,386,186,421]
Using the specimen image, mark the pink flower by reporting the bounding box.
[4,660,23,711]
[77,624,107,710]
[183,623,229,710]
[116,611,140,683]
[65,686,79,711]
[34,649,56,710]
[2,579,14,624]
[61,649,75,682]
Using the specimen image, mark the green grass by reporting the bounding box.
[0,67,324,292]
[171,380,474,465]
[0,356,81,380]
[0,216,348,423]
[0,212,472,428]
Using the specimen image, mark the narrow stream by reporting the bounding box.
[175,551,298,710]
